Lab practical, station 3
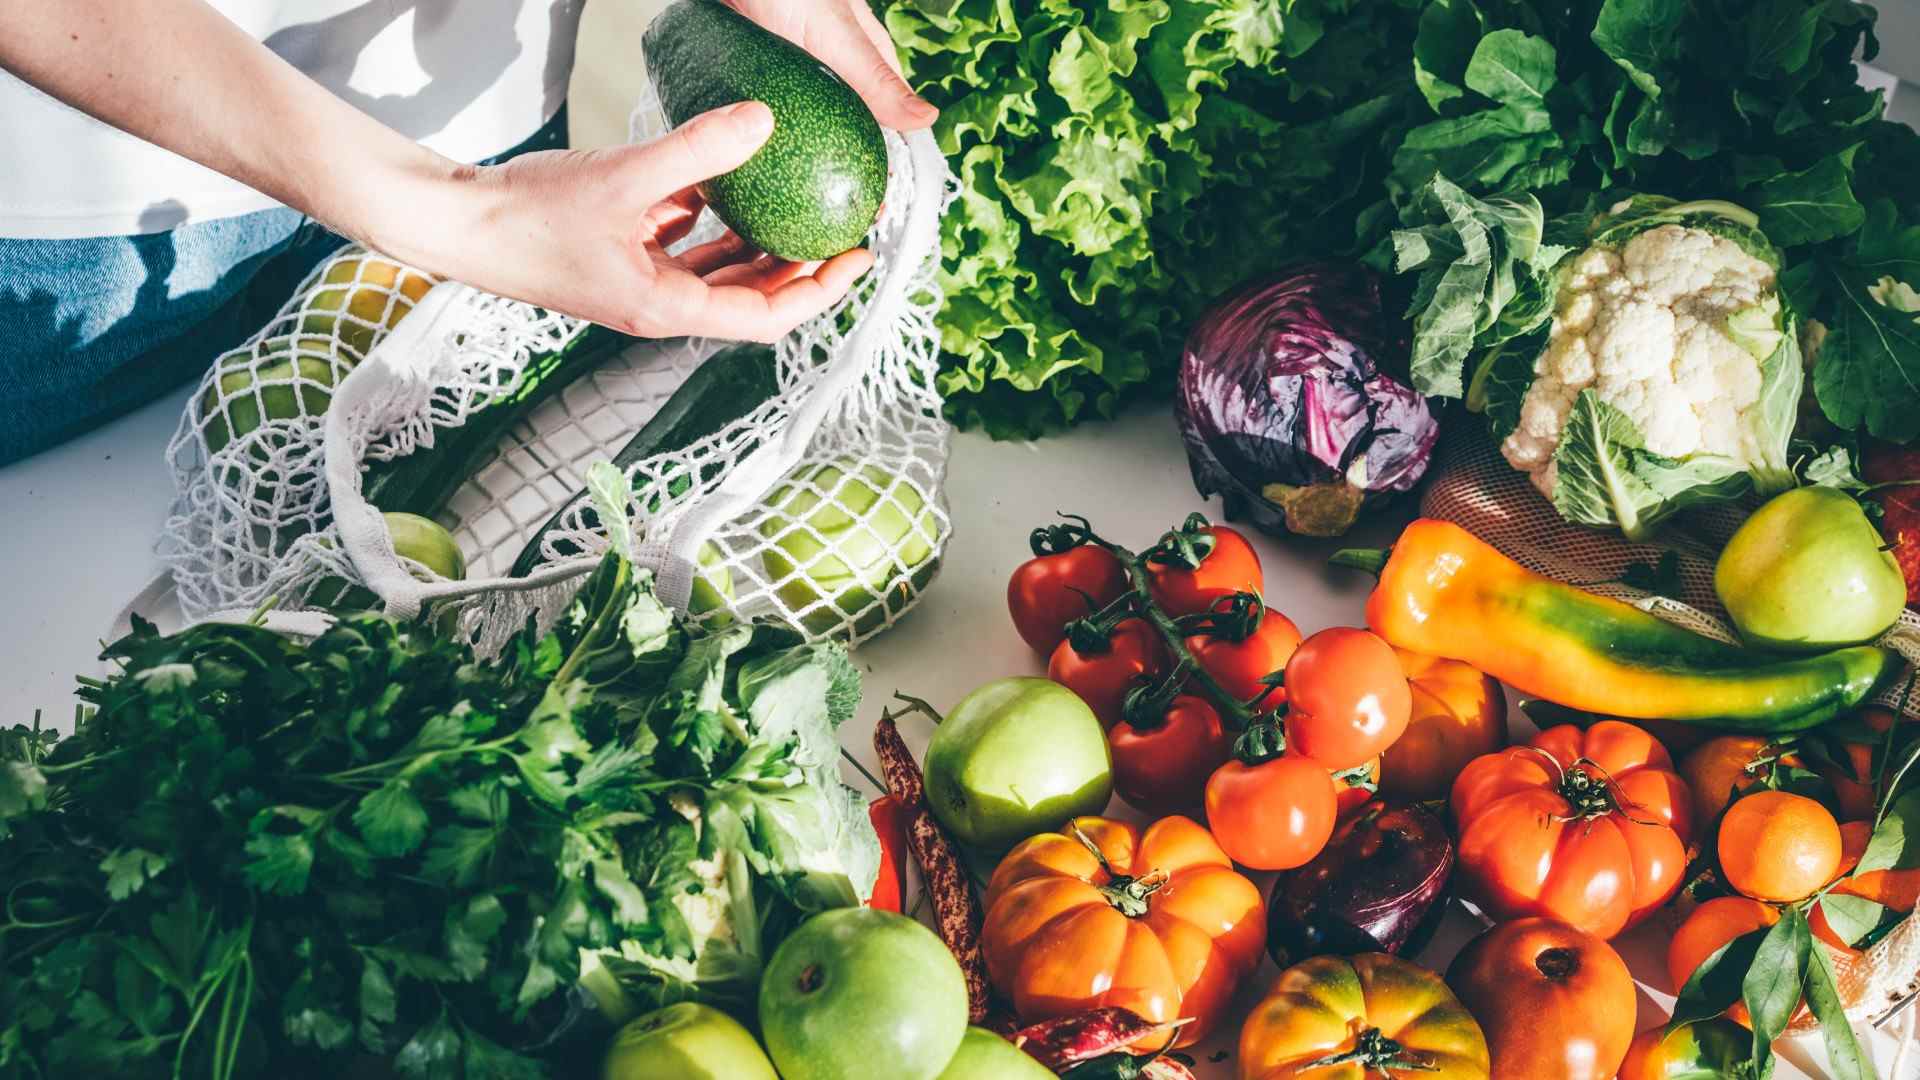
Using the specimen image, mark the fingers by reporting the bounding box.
[660,248,874,342]
[674,231,755,276]
[809,5,938,131]
[628,100,775,207]
[704,254,817,291]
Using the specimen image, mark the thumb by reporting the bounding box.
[630,100,775,206]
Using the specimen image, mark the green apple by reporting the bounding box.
[600,1002,776,1080]
[924,677,1113,852]
[936,1027,1054,1079]
[759,460,939,637]
[198,343,342,454]
[759,908,967,1080]
[1716,487,1906,651]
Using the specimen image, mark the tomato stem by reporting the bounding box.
[1065,820,1169,918]
[1297,1027,1440,1073]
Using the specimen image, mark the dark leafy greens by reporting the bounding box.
[0,552,874,1079]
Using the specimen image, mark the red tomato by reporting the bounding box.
[1109,695,1234,816]
[1452,721,1694,939]
[864,796,910,913]
[1007,545,1131,655]
[1282,627,1412,770]
[1048,618,1171,728]
[1332,757,1381,819]
[1185,606,1302,704]
[1204,754,1337,870]
[1146,525,1262,616]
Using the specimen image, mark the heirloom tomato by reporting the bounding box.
[981,816,1266,1050]
[1205,754,1338,871]
[1237,953,1489,1080]
[1109,695,1233,816]
[1146,523,1262,616]
[1451,721,1693,939]
[1048,618,1171,729]
[1446,918,1636,1080]
[1282,628,1411,770]
[1008,545,1130,655]
[1379,649,1505,803]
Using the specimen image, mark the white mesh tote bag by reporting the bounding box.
[157,69,956,649]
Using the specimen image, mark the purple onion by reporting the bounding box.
[1176,262,1439,537]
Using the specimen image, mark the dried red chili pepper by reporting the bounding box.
[873,713,991,1021]
[1009,1008,1184,1072]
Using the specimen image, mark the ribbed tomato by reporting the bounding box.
[1238,953,1490,1080]
[981,815,1266,1050]
[1451,721,1694,939]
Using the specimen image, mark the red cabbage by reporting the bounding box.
[1176,262,1439,537]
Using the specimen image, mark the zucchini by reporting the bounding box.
[508,343,780,578]
[362,325,636,517]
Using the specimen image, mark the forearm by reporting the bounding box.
[0,0,459,255]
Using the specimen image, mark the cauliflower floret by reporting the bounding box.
[1501,223,1780,498]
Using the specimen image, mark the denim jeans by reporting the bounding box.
[0,106,568,466]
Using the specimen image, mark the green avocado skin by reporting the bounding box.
[643,0,888,261]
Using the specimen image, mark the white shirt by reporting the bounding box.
[0,0,585,240]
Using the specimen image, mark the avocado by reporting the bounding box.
[642,0,888,261]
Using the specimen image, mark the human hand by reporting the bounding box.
[723,0,937,129]
[401,101,872,342]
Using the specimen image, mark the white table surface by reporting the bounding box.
[3,381,1905,1078]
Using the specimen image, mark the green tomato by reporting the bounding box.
[1716,486,1905,651]
[936,1027,1053,1080]
[759,460,939,637]
[601,1002,776,1080]
[923,677,1113,852]
[759,908,968,1080]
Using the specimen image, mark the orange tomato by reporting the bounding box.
[1679,735,1796,829]
[1446,917,1636,1080]
[1282,628,1412,770]
[1238,954,1490,1080]
[1205,755,1338,871]
[1666,896,1782,1027]
[1718,790,1842,903]
[1379,649,1506,803]
[1451,721,1694,938]
[981,815,1266,1049]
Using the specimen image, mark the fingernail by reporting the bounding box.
[728,100,775,136]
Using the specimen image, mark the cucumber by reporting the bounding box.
[642,0,888,261]
[362,325,634,518]
[508,343,780,578]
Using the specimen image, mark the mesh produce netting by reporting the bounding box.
[158,76,956,651]
[1424,429,1920,1030]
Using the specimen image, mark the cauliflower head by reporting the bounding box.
[1504,219,1785,497]
[1475,196,1802,539]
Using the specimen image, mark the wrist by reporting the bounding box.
[317,142,478,275]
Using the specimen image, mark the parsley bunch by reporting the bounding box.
[0,552,874,1079]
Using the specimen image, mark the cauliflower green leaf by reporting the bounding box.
[1551,391,1756,541]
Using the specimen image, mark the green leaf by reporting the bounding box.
[394,1011,462,1079]
[354,779,430,858]
[0,759,48,819]
[1739,908,1809,1076]
[242,828,315,896]
[1803,941,1874,1080]
[1672,927,1768,1027]
[1591,0,1687,98]
[420,825,499,888]
[1463,29,1556,116]
[1412,0,1484,113]
[1744,0,1823,76]
[99,848,168,901]
[1816,894,1888,949]
[1550,391,1757,541]
[358,954,397,1046]
[1750,149,1865,247]
[1857,788,1920,873]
